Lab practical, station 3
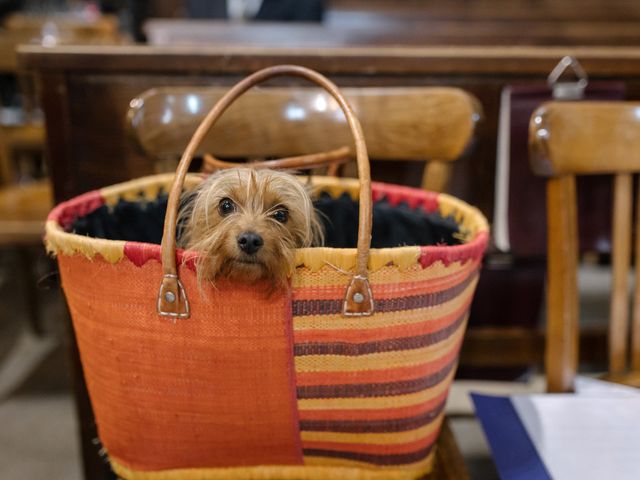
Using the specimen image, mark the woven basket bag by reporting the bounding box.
[45,66,489,480]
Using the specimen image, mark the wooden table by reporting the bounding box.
[18,43,640,479]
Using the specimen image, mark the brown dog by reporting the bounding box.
[179,168,323,289]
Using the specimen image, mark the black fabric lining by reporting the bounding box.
[70,192,461,249]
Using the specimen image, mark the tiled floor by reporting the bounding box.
[0,391,81,479]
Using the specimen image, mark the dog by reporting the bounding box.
[179,168,323,290]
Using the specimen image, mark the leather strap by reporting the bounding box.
[158,65,374,318]
[202,146,351,174]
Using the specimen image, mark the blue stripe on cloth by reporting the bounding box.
[471,393,552,480]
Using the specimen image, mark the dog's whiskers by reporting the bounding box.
[178,167,323,291]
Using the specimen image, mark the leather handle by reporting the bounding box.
[158,65,374,318]
[202,146,351,174]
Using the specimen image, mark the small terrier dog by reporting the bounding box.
[179,168,323,289]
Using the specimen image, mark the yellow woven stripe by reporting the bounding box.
[47,172,487,271]
[292,255,472,287]
[303,449,435,473]
[437,192,489,240]
[368,258,474,284]
[110,459,430,480]
[100,174,361,207]
[100,173,203,206]
[307,176,361,200]
[295,324,465,373]
[95,174,489,240]
[45,221,125,263]
[301,412,444,445]
[101,174,360,208]
[294,246,421,273]
[293,280,476,331]
[297,367,455,411]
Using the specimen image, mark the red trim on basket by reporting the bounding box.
[419,231,489,268]
[372,182,439,212]
[124,242,161,267]
[48,190,104,230]
[116,183,487,270]
[124,242,198,270]
[123,233,487,271]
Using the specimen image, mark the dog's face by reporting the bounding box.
[180,168,322,288]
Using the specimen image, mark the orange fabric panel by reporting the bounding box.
[59,254,302,471]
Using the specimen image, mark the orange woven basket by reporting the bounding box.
[46,66,489,480]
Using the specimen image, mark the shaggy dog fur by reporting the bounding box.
[179,168,323,289]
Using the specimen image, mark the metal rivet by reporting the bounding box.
[353,292,365,304]
[165,291,176,303]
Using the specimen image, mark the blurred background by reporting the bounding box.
[1,0,639,479]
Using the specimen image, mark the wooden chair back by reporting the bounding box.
[0,122,50,245]
[0,180,52,246]
[529,101,640,392]
[127,86,481,192]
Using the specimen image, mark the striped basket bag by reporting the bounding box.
[45,66,489,480]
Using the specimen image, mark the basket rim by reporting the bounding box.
[45,174,489,272]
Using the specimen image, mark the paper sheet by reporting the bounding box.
[573,375,640,397]
[511,390,640,480]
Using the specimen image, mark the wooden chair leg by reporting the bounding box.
[422,160,451,193]
[546,175,579,393]
[610,173,632,374]
[17,245,44,336]
[429,419,470,480]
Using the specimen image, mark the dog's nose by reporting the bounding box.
[237,232,263,255]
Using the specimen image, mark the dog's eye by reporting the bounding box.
[271,208,289,224]
[218,198,236,216]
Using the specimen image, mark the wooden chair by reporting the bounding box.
[126,85,482,479]
[127,86,481,192]
[0,13,126,73]
[3,12,122,44]
[0,179,51,244]
[0,119,51,335]
[0,178,53,335]
[0,122,45,184]
[529,101,640,392]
